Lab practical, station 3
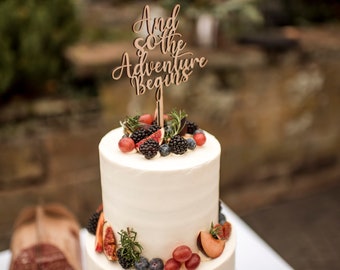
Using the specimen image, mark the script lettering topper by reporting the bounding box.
[112,4,208,126]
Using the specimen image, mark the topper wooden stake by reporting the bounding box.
[155,85,164,127]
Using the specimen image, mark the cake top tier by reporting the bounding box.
[100,127,221,171]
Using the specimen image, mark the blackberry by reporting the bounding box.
[130,128,148,144]
[86,211,101,235]
[169,135,188,155]
[117,248,134,269]
[135,256,149,270]
[146,124,161,136]
[139,139,160,159]
[149,258,164,270]
[186,121,198,134]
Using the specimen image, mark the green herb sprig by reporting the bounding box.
[164,109,187,141]
[118,227,143,264]
[120,115,141,135]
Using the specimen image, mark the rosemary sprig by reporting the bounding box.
[118,227,143,263]
[209,222,221,239]
[164,109,187,141]
[120,115,141,135]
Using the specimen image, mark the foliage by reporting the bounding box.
[0,0,80,98]
[160,0,263,38]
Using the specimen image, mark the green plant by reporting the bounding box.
[0,0,80,97]
[160,0,263,38]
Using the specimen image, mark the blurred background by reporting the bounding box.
[0,0,339,269]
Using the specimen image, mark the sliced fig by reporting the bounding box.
[103,222,118,261]
[213,221,232,240]
[197,231,225,259]
[95,212,104,253]
[135,127,164,149]
[221,221,232,241]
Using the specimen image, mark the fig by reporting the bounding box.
[213,221,232,240]
[197,231,225,259]
[103,222,117,261]
[95,212,104,253]
[135,128,164,149]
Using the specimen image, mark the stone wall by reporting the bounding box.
[1,25,339,251]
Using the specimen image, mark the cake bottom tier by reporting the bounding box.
[85,230,236,270]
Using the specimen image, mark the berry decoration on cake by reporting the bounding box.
[149,258,164,270]
[119,109,205,159]
[186,138,197,150]
[87,211,102,235]
[134,256,150,270]
[186,121,198,135]
[139,139,160,159]
[169,135,188,155]
[131,129,149,144]
[87,204,103,234]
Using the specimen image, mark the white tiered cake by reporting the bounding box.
[85,127,236,270]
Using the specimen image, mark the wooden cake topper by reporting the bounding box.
[112,4,207,127]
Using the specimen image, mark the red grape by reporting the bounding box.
[118,137,135,153]
[164,258,181,270]
[193,132,206,146]
[172,245,192,263]
[139,114,153,125]
[185,253,201,270]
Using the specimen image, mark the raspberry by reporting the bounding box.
[139,139,160,159]
[169,135,188,155]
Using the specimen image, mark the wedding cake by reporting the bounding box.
[85,4,236,269]
[85,112,235,270]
